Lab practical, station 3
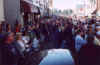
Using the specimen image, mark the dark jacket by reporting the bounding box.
[1,43,20,65]
[79,44,100,65]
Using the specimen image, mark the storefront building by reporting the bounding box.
[0,0,4,22]
[0,0,21,28]
[21,0,41,26]
[96,0,100,16]
[4,0,21,25]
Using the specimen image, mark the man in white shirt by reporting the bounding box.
[75,30,87,52]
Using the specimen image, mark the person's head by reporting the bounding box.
[23,31,28,36]
[3,32,14,44]
[16,33,22,40]
[28,26,32,30]
[32,25,36,30]
[6,24,11,32]
[96,31,100,39]
[36,23,40,29]
[87,35,94,44]
[88,25,93,34]
[95,26,100,32]
[77,29,84,36]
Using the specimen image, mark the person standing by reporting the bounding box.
[79,35,100,65]
[1,32,20,65]
[75,30,87,52]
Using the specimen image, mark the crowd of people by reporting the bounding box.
[0,16,100,65]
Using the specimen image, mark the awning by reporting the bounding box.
[21,0,40,14]
[21,0,31,13]
[23,0,33,5]
[31,5,39,13]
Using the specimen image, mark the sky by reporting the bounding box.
[53,0,77,10]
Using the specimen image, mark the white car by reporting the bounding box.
[39,49,75,65]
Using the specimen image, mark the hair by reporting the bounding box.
[2,32,13,43]
[76,29,83,34]
[15,33,22,40]
[87,35,94,45]
[6,24,11,32]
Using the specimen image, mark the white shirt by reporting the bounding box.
[32,38,39,48]
[22,36,30,44]
[75,35,87,52]
[17,40,25,52]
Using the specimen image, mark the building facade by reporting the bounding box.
[75,0,97,16]
[0,0,4,22]
[96,0,100,15]
[32,0,53,16]
[0,0,53,25]
[4,0,21,25]
[0,0,21,27]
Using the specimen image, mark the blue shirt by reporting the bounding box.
[75,35,87,52]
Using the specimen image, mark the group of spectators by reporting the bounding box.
[0,16,100,65]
